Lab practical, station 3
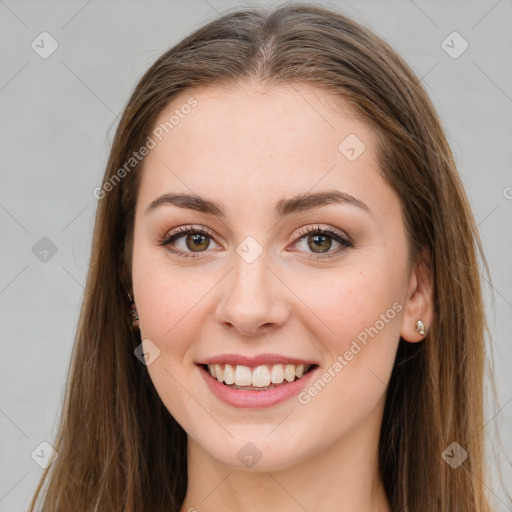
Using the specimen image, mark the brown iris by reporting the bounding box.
[308,233,332,253]
[186,232,210,252]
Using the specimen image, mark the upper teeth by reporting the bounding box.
[207,363,311,387]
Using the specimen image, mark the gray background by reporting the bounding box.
[0,0,511,510]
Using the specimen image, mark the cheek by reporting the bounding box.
[131,250,211,426]
[292,259,405,421]
[292,298,401,448]
[295,256,405,350]
[134,267,201,358]
[131,238,199,363]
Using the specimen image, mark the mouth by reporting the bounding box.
[199,362,318,391]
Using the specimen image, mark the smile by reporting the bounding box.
[196,355,319,408]
[204,363,314,390]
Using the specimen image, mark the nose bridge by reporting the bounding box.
[215,243,289,335]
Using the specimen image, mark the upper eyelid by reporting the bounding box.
[294,224,349,241]
[163,224,347,239]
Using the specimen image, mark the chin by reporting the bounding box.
[194,431,313,472]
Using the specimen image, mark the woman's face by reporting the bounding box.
[131,83,424,471]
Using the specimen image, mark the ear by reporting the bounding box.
[400,247,434,342]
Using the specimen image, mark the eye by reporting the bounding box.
[157,225,220,258]
[157,224,353,260]
[291,225,353,259]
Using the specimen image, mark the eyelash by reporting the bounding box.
[157,224,353,260]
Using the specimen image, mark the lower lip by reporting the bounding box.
[198,364,318,408]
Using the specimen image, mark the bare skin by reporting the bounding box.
[130,82,433,512]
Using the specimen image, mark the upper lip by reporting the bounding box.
[197,353,317,367]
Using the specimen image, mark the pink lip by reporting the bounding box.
[197,353,317,367]
[197,364,318,409]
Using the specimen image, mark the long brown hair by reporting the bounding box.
[29,3,494,510]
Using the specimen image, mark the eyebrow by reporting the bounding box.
[144,190,370,218]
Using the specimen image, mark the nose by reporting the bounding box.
[215,254,290,337]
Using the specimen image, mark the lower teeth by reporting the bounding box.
[224,380,297,391]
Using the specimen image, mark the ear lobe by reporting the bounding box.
[400,248,434,343]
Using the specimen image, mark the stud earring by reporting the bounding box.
[414,319,425,337]
[127,292,139,329]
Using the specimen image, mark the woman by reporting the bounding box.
[29,3,494,511]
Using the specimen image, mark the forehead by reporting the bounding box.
[137,82,396,220]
